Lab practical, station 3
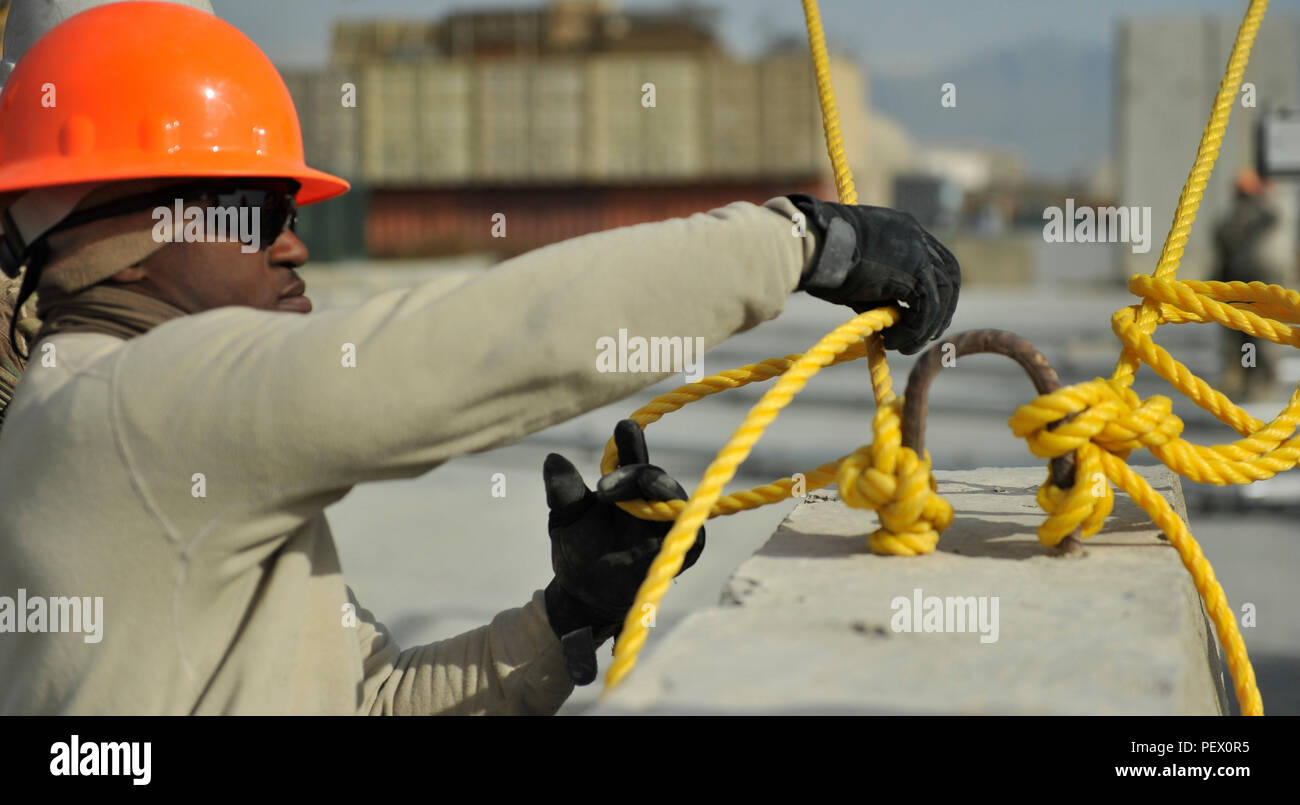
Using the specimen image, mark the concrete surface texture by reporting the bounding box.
[594,465,1229,715]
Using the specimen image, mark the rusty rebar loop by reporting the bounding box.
[900,329,1077,491]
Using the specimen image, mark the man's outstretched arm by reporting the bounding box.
[106,198,816,552]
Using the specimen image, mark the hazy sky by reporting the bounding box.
[213,0,1300,75]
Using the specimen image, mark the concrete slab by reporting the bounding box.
[594,465,1229,715]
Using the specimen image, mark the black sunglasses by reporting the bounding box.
[50,179,302,251]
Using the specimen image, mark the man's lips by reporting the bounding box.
[276,281,312,313]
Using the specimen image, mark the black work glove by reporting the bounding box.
[787,193,961,355]
[541,419,705,685]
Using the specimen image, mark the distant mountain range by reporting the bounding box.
[869,35,1112,181]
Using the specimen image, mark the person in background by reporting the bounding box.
[1213,168,1289,402]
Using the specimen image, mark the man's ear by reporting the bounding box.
[109,264,149,283]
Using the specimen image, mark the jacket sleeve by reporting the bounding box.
[106,197,817,550]
[352,587,575,716]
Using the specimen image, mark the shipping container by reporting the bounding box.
[297,181,369,262]
[640,55,703,179]
[441,9,546,59]
[702,58,762,178]
[416,62,474,183]
[759,54,825,178]
[305,67,363,180]
[365,179,827,257]
[473,62,532,181]
[317,47,863,188]
[280,70,310,116]
[331,23,368,66]
[586,55,647,181]
[361,63,421,184]
[529,60,585,181]
[280,68,363,181]
[280,69,312,159]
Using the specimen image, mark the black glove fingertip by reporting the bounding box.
[560,628,599,686]
[613,419,650,467]
[543,453,590,511]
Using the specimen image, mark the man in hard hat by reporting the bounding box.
[1214,168,1286,402]
[0,0,217,420]
[0,2,959,714]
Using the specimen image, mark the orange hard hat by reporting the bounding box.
[0,1,348,206]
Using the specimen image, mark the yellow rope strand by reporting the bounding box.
[599,0,1276,716]
[603,0,899,697]
[599,341,874,520]
[802,0,857,206]
[1112,0,1270,390]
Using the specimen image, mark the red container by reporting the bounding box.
[365,178,829,258]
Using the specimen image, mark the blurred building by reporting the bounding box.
[861,113,914,208]
[284,1,871,259]
[913,147,1025,195]
[331,2,722,64]
[892,175,962,231]
[888,146,1029,233]
[1117,14,1300,282]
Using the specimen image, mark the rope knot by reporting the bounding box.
[1033,441,1113,546]
[1092,389,1184,454]
[1009,378,1119,458]
[838,401,953,556]
[1009,380,1129,545]
[1009,378,1184,457]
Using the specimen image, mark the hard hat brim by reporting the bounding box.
[0,157,350,207]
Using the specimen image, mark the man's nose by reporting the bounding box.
[268,228,309,268]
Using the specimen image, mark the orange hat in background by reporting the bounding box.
[1235,167,1264,197]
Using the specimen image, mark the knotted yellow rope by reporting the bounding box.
[601,0,1275,716]
[1008,0,1275,715]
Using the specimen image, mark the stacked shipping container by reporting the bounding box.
[475,62,533,181]
[585,56,646,181]
[702,58,762,178]
[530,61,586,180]
[419,63,475,183]
[365,180,828,258]
[360,64,420,183]
[640,56,704,179]
[284,53,862,187]
[280,47,865,257]
[759,54,828,178]
[306,68,363,180]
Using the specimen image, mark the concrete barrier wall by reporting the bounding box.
[595,465,1228,715]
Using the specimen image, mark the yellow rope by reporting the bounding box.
[600,0,1276,716]
[1006,0,1273,715]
